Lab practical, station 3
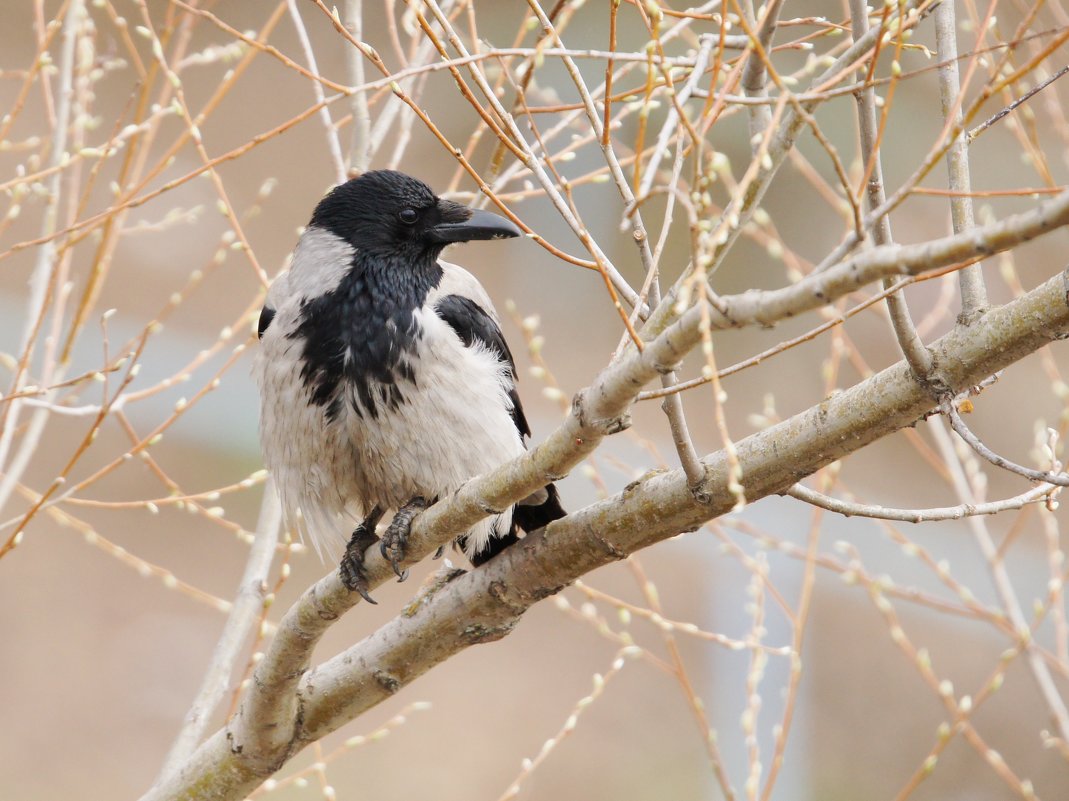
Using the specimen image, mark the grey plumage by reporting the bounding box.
[254,170,564,569]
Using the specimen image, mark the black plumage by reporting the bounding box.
[434,293,531,439]
[257,306,276,340]
[289,251,438,420]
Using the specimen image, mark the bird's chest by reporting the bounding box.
[337,310,519,504]
[291,269,431,423]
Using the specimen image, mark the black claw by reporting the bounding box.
[379,535,406,581]
[353,582,378,605]
[432,545,445,560]
[380,496,428,582]
[339,507,384,602]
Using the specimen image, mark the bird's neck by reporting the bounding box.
[289,249,446,423]
[353,249,444,311]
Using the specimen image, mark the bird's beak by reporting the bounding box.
[427,201,523,243]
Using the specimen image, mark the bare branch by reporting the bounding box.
[0,0,83,518]
[787,482,1057,523]
[344,0,371,175]
[739,0,784,139]
[420,0,642,309]
[713,188,1069,330]
[930,419,1069,744]
[286,0,347,184]
[968,65,1069,143]
[635,33,714,203]
[946,403,1069,487]
[850,0,933,379]
[675,0,929,294]
[155,482,282,782]
[143,263,1069,801]
[934,0,989,321]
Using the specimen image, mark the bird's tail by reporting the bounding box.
[468,483,566,567]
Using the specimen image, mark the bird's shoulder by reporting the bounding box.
[427,262,531,438]
[428,261,499,320]
[428,262,512,369]
[258,226,360,342]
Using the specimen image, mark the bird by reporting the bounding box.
[254,169,565,601]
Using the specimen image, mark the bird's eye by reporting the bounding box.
[398,208,418,225]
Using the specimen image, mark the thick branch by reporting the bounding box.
[144,264,1069,801]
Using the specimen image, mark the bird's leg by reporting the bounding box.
[339,506,385,603]
[379,496,428,581]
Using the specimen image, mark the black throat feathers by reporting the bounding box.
[290,248,444,421]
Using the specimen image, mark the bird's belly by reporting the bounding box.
[256,315,525,556]
[347,338,525,508]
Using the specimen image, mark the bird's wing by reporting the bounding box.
[431,262,531,439]
[257,271,287,340]
[257,306,276,340]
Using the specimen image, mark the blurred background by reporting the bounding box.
[1,1,1068,799]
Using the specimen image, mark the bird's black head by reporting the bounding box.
[309,170,522,261]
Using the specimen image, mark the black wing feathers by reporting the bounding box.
[506,387,531,440]
[257,306,276,340]
[434,293,567,568]
[469,484,567,566]
[433,293,531,438]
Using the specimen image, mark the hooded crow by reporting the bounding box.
[254,170,565,600]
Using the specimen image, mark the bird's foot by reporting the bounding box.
[339,507,384,603]
[380,496,428,581]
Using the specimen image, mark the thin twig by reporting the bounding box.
[850,0,933,379]
[930,418,1069,744]
[935,0,989,322]
[968,65,1069,142]
[0,0,84,523]
[787,481,1057,522]
[345,0,371,174]
[946,403,1069,486]
[287,0,347,183]
[634,33,714,203]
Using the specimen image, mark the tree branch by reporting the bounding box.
[946,404,1069,486]
[344,0,371,175]
[718,188,1069,329]
[850,0,934,378]
[286,0,347,184]
[787,481,1057,523]
[143,256,1069,800]
[934,0,989,321]
[739,0,783,140]
[155,480,282,781]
